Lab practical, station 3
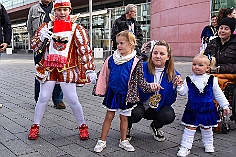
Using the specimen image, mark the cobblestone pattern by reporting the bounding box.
[0,53,235,157]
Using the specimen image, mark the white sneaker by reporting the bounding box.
[76,84,84,87]
[119,139,135,152]
[94,140,106,152]
[177,146,190,157]
[205,145,214,153]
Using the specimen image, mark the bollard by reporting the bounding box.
[6,48,12,54]
[94,48,103,58]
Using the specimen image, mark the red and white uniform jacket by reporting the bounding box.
[31,15,95,84]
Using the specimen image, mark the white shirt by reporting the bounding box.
[142,67,164,110]
[177,73,229,109]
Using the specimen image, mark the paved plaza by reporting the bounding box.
[0,53,236,157]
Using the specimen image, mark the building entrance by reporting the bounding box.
[12,23,29,52]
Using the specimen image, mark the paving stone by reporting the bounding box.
[1,138,35,156]
[1,53,236,157]
[0,148,17,157]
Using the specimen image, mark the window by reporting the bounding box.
[211,0,236,15]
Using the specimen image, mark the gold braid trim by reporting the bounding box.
[66,69,70,83]
[75,25,89,84]
[76,25,95,70]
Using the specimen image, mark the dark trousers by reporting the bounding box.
[128,104,175,128]
[34,78,63,104]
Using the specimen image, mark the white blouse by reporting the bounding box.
[177,73,229,109]
[142,67,164,110]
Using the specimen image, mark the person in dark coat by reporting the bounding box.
[111,4,143,53]
[0,3,12,53]
[204,17,236,74]
[27,0,66,109]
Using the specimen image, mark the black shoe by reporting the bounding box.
[149,123,165,141]
[54,101,66,109]
[126,128,132,141]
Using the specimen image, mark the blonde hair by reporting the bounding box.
[193,54,216,69]
[116,30,136,50]
[147,40,175,82]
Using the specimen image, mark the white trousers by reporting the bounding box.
[33,81,85,126]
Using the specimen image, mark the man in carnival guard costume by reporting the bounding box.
[28,0,96,140]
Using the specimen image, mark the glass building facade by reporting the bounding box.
[76,2,151,50]
[212,0,236,15]
[2,0,151,52]
[0,0,36,10]
[1,0,235,52]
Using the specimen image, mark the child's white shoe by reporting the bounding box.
[119,139,135,152]
[94,140,106,152]
[177,146,190,157]
[205,145,214,153]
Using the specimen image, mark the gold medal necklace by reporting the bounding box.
[149,69,164,108]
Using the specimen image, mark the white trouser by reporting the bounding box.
[33,81,85,126]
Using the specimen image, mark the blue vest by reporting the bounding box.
[139,62,178,111]
[107,56,134,94]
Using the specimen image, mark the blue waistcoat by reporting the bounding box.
[107,56,134,94]
[139,62,179,111]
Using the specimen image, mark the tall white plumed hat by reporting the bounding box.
[54,0,72,10]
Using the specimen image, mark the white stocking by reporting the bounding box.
[180,127,196,149]
[60,82,85,126]
[201,127,213,147]
[34,81,56,124]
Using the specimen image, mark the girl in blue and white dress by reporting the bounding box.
[176,54,230,157]
[93,30,158,153]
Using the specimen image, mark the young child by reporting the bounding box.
[93,30,156,152]
[28,0,96,141]
[176,54,230,157]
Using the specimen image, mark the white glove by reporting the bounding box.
[86,70,97,84]
[40,27,53,42]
